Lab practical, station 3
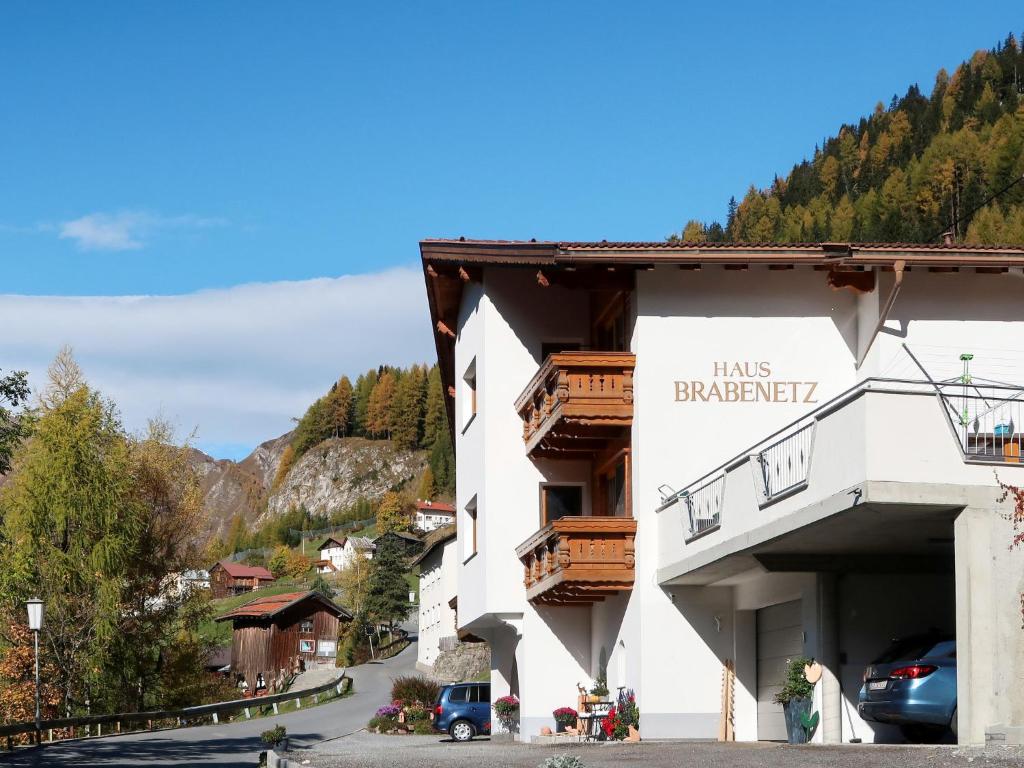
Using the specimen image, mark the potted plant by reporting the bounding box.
[493,695,520,735]
[773,657,817,744]
[553,706,579,733]
[260,724,288,752]
[589,671,609,701]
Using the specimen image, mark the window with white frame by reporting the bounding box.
[461,358,477,431]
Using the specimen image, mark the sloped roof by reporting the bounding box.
[375,531,422,544]
[215,590,352,622]
[348,536,376,550]
[416,500,456,514]
[315,536,347,551]
[411,523,457,566]
[212,560,274,580]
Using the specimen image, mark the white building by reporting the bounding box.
[421,239,1024,746]
[413,524,459,670]
[315,535,375,573]
[415,500,457,532]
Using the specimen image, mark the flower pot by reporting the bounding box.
[272,737,288,752]
[782,697,811,744]
[626,724,640,742]
[555,721,567,733]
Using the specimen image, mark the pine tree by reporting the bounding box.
[391,365,427,450]
[429,426,456,497]
[421,365,448,449]
[0,369,29,474]
[352,369,378,437]
[364,535,411,630]
[417,467,436,501]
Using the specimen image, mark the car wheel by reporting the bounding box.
[950,707,958,739]
[450,720,475,742]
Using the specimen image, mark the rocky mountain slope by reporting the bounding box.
[191,432,427,541]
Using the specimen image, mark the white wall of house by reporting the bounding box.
[450,261,1024,743]
[417,536,459,670]
[320,543,346,570]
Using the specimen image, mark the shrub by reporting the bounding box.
[368,715,396,733]
[552,707,578,728]
[260,724,287,745]
[390,675,441,706]
[601,689,639,740]
[773,657,815,704]
[412,719,435,735]
[405,705,430,723]
[375,704,402,718]
[541,757,586,768]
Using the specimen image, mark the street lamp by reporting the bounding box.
[25,599,43,738]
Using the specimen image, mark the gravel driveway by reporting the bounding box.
[295,732,1024,768]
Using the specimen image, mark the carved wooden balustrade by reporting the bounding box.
[514,352,635,459]
[514,517,637,605]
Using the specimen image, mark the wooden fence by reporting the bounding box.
[0,672,350,751]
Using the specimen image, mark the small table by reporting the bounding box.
[579,701,612,741]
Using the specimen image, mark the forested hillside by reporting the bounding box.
[283,363,453,498]
[674,32,1024,245]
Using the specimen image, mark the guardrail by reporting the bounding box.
[680,474,726,540]
[0,671,350,750]
[756,421,816,501]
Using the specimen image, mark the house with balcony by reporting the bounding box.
[421,238,1024,746]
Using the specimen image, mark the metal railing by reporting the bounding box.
[756,422,816,500]
[680,474,726,540]
[0,672,350,749]
[937,382,1024,463]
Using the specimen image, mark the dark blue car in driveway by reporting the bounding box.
[433,682,491,742]
[858,634,957,742]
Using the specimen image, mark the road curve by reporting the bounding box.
[0,640,419,768]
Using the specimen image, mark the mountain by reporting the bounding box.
[675,33,1024,245]
[191,434,428,542]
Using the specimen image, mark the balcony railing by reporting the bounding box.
[756,422,816,501]
[680,475,726,540]
[515,517,637,605]
[515,352,635,458]
[939,382,1024,463]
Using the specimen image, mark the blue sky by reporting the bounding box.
[3,2,1021,296]
[1,3,1021,457]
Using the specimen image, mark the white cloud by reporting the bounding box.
[58,211,225,251]
[0,268,434,457]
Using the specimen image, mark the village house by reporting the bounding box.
[412,524,458,671]
[315,535,376,573]
[216,590,352,690]
[208,560,275,599]
[414,500,457,532]
[373,530,424,559]
[421,238,1024,747]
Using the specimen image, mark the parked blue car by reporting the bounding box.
[432,682,491,742]
[858,634,957,742]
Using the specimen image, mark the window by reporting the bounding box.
[299,639,314,653]
[299,619,314,633]
[449,686,468,702]
[461,358,477,431]
[542,484,584,524]
[595,450,630,518]
[464,496,478,560]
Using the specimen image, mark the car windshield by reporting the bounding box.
[874,635,954,663]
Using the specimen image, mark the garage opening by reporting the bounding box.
[756,600,803,741]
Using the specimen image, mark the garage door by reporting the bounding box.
[756,600,803,741]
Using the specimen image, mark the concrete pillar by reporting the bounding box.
[732,610,757,742]
[955,506,995,746]
[815,574,841,744]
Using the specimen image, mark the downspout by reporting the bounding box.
[856,260,905,369]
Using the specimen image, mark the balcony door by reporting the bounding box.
[594,446,631,518]
[541,484,584,525]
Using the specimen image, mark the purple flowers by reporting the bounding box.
[375,704,401,718]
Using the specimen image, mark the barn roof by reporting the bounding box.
[215,590,352,622]
[212,560,274,580]
[415,500,456,514]
[315,536,347,551]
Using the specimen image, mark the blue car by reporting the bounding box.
[432,682,491,742]
[858,634,957,742]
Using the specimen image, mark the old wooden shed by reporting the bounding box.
[216,590,352,689]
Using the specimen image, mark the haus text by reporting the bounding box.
[674,361,819,404]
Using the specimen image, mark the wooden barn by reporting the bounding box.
[216,590,352,690]
[208,559,275,598]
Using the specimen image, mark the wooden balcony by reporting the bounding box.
[515,517,637,605]
[515,352,635,458]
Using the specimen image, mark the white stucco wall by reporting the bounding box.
[417,536,459,669]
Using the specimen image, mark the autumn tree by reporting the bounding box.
[366,371,397,439]
[352,369,378,437]
[376,491,410,535]
[0,623,62,740]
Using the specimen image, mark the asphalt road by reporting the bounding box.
[0,640,418,768]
